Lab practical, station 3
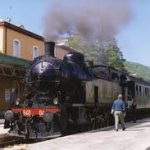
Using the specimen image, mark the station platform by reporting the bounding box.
[28,118,150,150]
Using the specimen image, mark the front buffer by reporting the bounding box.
[4,107,62,139]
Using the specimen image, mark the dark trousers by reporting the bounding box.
[132,109,136,122]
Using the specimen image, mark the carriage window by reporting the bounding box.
[143,86,145,96]
[136,85,138,96]
[145,88,149,96]
[145,88,147,95]
[145,88,148,96]
[139,86,141,96]
[94,86,98,104]
[141,86,143,96]
[142,86,144,96]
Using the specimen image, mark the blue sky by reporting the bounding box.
[117,0,150,66]
[0,0,150,66]
[0,0,47,33]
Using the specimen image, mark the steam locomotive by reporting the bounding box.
[4,42,150,139]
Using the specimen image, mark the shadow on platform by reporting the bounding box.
[88,118,150,133]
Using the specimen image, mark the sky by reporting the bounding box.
[117,0,150,66]
[0,0,150,66]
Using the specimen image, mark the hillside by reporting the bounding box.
[124,61,150,81]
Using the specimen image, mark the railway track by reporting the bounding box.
[0,134,27,148]
[0,134,51,148]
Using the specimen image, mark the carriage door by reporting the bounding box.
[127,81,135,99]
[94,86,98,104]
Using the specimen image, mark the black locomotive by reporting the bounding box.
[4,42,95,138]
[4,42,150,139]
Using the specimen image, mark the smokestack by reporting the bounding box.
[45,41,55,56]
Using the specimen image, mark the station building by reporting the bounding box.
[0,20,74,114]
[55,44,75,59]
[0,20,45,113]
[0,21,44,60]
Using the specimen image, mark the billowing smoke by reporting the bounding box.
[43,0,131,41]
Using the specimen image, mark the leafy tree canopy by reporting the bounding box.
[68,35,125,70]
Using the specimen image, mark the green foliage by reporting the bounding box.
[68,35,125,70]
[68,36,80,50]
[106,43,125,70]
[124,61,150,81]
[68,36,101,64]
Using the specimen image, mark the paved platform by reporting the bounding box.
[28,118,150,150]
[0,119,4,124]
[0,124,8,135]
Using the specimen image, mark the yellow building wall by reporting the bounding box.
[6,28,44,60]
[0,26,5,53]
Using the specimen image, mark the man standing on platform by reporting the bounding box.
[131,98,137,123]
[111,94,126,131]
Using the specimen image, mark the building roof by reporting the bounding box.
[0,53,31,67]
[0,21,44,41]
[56,45,76,52]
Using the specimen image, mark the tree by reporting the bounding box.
[106,42,125,70]
[67,36,80,50]
[68,36,106,64]
[67,35,125,69]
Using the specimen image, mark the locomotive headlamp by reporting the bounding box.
[43,112,53,122]
[4,110,14,121]
[15,98,20,106]
[53,97,59,105]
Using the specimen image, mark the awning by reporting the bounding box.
[0,53,31,67]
